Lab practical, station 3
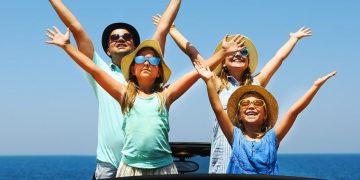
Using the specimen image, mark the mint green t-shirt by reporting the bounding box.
[86,52,126,168]
[121,93,173,169]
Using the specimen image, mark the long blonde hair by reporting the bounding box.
[217,65,253,93]
[121,48,166,115]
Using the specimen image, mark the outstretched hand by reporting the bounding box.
[45,26,70,48]
[290,26,312,40]
[221,34,245,55]
[314,71,337,87]
[152,14,176,28]
[194,61,213,82]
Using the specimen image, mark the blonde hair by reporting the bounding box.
[233,91,271,134]
[218,66,253,93]
[121,48,166,115]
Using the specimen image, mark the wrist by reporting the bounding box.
[290,35,300,41]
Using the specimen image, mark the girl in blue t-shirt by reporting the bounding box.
[45,27,245,177]
[194,61,336,175]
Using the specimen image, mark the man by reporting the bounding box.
[48,0,181,179]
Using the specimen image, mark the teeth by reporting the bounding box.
[246,111,258,115]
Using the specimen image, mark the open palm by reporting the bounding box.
[221,34,245,55]
[290,26,312,39]
[45,26,70,48]
[194,61,213,81]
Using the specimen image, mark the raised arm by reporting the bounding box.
[164,35,245,107]
[49,0,94,59]
[256,27,312,87]
[152,0,181,54]
[152,14,205,64]
[46,27,125,102]
[275,71,337,144]
[195,62,234,144]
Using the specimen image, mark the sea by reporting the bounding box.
[0,154,359,180]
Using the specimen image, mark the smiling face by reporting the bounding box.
[106,29,135,57]
[238,93,268,128]
[223,51,250,74]
[131,48,162,83]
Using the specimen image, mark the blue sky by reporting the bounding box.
[0,0,359,155]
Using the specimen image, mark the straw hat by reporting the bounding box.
[227,85,278,128]
[102,22,140,57]
[121,39,171,86]
[213,35,258,75]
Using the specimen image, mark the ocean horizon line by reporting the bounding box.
[0,153,359,156]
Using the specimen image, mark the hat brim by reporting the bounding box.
[102,22,140,57]
[227,85,278,128]
[213,35,258,75]
[121,39,171,86]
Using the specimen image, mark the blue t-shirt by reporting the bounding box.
[209,76,260,174]
[226,127,279,175]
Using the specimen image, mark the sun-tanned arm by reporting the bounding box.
[255,27,312,87]
[152,0,181,54]
[152,14,205,64]
[275,71,336,144]
[194,62,235,144]
[46,27,126,102]
[164,35,245,108]
[49,0,94,59]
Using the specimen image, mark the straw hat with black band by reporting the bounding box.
[121,39,171,86]
[227,85,278,129]
[213,35,258,76]
[102,22,140,57]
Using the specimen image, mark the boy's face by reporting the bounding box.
[106,29,135,57]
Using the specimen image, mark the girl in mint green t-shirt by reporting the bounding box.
[46,27,245,177]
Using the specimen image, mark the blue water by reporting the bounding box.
[0,154,359,179]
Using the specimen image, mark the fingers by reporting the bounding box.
[47,28,55,36]
[53,26,60,33]
[44,40,54,44]
[315,70,337,85]
[206,66,211,71]
[222,34,229,43]
[297,26,312,36]
[324,71,337,79]
[46,33,53,39]
[152,16,160,24]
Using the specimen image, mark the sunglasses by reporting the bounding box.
[110,33,132,42]
[238,99,265,108]
[228,48,249,58]
[134,56,161,66]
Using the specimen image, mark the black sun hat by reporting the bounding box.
[101,22,140,57]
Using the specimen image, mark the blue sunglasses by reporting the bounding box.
[229,48,249,58]
[134,56,161,66]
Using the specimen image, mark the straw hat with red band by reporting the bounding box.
[121,39,171,86]
[227,85,278,128]
[213,35,258,75]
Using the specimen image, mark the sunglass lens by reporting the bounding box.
[134,56,146,64]
[149,57,160,65]
[110,34,120,41]
[122,33,132,41]
[240,48,249,57]
[240,100,250,106]
[253,100,264,106]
